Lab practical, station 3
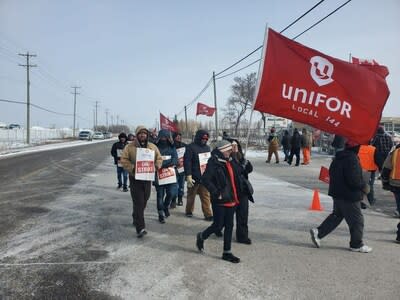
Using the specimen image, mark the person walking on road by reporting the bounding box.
[372,126,393,175]
[301,128,312,165]
[287,128,301,166]
[281,130,291,162]
[230,139,254,244]
[266,127,279,163]
[171,132,186,207]
[111,132,129,192]
[358,143,379,206]
[154,129,178,224]
[183,129,213,220]
[310,140,372,253]
[196,139,241,263]
[381,143,400,225]
[121,126,162,238]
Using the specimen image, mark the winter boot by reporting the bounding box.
[222,252,240,263]
[177,196,183,206]
[170,197,177,209]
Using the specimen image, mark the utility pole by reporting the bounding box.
[116,115,119,126]
[212,71,218,138]
[94,101,100,130]
[71,86,81,138]
[19,52,37,144]
[105,109,109,130]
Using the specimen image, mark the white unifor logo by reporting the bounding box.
[309,56,334,87]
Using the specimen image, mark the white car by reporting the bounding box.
[92,132,105,140]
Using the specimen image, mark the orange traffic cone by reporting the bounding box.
[309,189,323,211]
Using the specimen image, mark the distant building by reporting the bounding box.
[380,117,400,133]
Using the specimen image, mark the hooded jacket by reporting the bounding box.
[111,133,128,165]
[120,125,162,176]
[183,129,211,181]
[381,144,400,191]
[328,147,366,202]
[156,129,178,169]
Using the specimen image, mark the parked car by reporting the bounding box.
[102,132,113,139]
[92,132,105,140]
[7,123,21,129]
[79,130,93,141]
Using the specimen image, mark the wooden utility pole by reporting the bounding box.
[71,86,81,138]
[212,71,218,138]
[19,52,36,144]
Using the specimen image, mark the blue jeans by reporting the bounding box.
[176,173,185,197]
[156,183,178,216]
[117,166,128,188]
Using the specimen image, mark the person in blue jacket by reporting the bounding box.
[154,129,178,224]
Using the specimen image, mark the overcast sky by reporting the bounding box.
[0,0,399,130]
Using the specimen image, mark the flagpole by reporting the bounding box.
[213,71,218,139]
[244,24,269,156]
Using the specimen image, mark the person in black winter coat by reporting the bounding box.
[111,132,128,191]
[229,139,254,244]
[183,129,213,219]
[281,130,291,162]
[170,132,187,208]
[372,126,394,172]
[196,139,241,263]
[287,128,301,166]
[310,140,372,253]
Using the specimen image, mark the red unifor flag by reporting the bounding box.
[160,113,178,132]
[254,28,390,144]
[351,56,389,79]
[196,102,216,117]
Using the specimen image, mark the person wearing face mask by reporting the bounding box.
[183,129,213,220]
[310,139,372,253]
[121,125,162,238]
[196,139,242,263]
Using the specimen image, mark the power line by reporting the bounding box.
[213,0,353,80]
[215,59,260,80]
[0,98,26,105]
[214,0,327,77]
[292,0,352,40]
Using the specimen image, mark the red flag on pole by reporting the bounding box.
[196,102,216,117]
[254,28,390,144]
[160,113,178,132]
[351,56,389,79]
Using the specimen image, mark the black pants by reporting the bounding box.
[317,198,364,248]
[201,205,235,252]
[236,195,249,241]
[288,147,300,166]
[129,175,151,234]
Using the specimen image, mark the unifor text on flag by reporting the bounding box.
[254,28,390,144]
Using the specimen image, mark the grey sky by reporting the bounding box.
[0,0,399,130]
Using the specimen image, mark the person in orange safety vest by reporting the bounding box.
[358,144,379,206]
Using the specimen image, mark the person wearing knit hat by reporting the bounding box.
[120,125,163,238]
[110,132,128,191]
[266,127,279,164]
[196,138,242,263]
[171,132,187,207]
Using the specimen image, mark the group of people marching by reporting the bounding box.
[110,124,399,263]
[310,126,400,252]
[266,127,312,166]
[111,126,254,263]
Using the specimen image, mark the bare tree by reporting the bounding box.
[226,72,256,136]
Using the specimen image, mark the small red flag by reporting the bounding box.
[160,113,178,132]
[254,28,390,145]
[319,166,330,184]
[196,102,216,117]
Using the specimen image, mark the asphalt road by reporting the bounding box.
[0,145,398,299]
[0,140,115,239]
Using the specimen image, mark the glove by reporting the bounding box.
[186,175,195,188]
